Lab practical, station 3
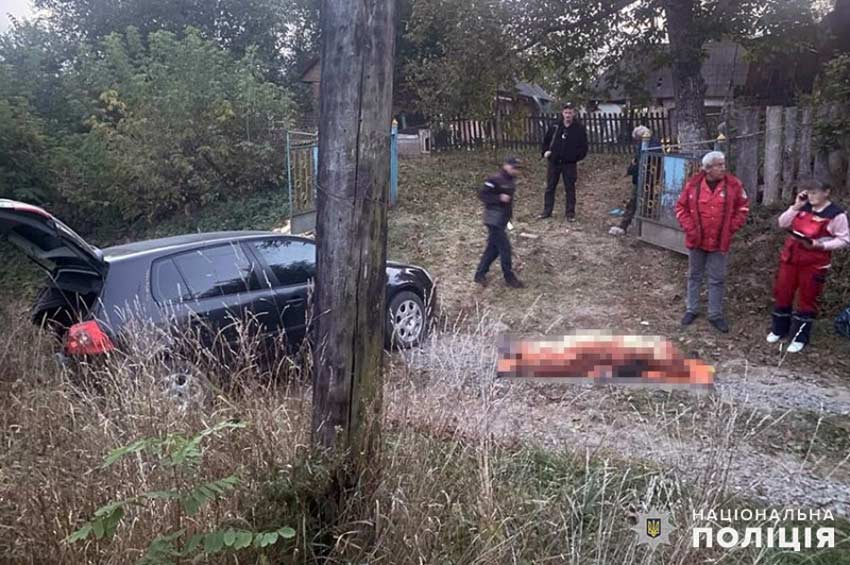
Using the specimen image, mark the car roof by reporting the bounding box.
[103,231,311,261]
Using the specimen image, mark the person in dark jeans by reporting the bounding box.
[475,156,525,289]
[539,103,589,222]
[609,125,660,236]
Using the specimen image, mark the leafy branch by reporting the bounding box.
[65,420,295,564]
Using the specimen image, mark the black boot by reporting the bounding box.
[771,306,792,338]
[505,275,525,289]
[789,311,815,345]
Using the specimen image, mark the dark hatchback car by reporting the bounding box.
[1,199,436,366]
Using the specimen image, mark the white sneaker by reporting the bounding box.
[766,332,782,343]
[609,226,625,236]
[786,341,806,353]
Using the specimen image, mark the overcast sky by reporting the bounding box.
[1,0,35,32]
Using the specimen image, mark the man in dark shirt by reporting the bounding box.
[539,103,589,222]
[474,156,525,289]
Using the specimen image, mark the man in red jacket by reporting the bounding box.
[675,151,750,333]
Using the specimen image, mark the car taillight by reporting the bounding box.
[65,320,115,356]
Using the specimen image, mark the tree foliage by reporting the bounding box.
[403,0,521,117]
[0,23,293,227]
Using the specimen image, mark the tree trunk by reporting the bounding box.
[312,0,395,479]
[662,0,708,154]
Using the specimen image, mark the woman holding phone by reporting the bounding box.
[768,180,850,352]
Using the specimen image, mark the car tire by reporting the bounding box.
[386,290,427,349]
[161,358,213,407]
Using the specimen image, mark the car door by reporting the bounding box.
[163,242,280,352]
[245,237,316,343]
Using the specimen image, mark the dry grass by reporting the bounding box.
[2,300,849,564]
[2,151,850,563]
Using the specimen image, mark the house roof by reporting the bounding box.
[592,41,749,101]
[514,81,554,101]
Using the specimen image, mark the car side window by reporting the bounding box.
[173,243,258,300]
[151,258,191,304]
[249,239,316,286]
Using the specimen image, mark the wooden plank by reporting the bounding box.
[781,107,798,200]
[733,106,760,203]
[797,106,813,181]
[813,104,831,183]
[763,106,783,206]
[827,104,845,188]
[590,113,599,153]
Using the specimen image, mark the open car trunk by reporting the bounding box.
[31,270,103,340]
[0,199,106,339]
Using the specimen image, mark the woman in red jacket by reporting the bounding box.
[768,180,850,352]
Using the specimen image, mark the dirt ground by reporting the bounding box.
[389,150,850,381]
[387,150,850,516]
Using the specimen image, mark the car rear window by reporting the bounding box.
[151,258,191,304]
[172,243,258,300]
[249,239,316,286]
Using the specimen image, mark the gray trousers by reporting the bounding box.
[686,249,728,319]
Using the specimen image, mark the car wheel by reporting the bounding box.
[161,359,213,407]
[386,291,427,349]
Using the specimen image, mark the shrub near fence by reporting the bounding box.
[431,111,673,154]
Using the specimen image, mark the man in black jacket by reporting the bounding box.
[474,156,525,289]
[540,103,589,222]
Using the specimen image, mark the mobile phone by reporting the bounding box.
[789,230,813,245]
[798,192,808,201]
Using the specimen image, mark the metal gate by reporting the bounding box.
[284,123,400,235]
[636,149,702,255]
[286,131,319,235]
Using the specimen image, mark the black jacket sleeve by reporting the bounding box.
[478,178,503,205]
[576,123,589,162]
[541,123,555,157]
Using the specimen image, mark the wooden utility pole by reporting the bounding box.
[311,0,395,477]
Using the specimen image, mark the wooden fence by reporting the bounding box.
[428,105,849,204]
[431,111,674,155]
[727,104,849,205]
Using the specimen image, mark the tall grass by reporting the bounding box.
[1,302,847,564]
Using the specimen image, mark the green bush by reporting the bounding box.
[0,25,294,227]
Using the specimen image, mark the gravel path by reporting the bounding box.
[392,332,850,517]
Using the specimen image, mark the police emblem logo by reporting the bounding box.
[630,508,674,549]
[646,518,661,538]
